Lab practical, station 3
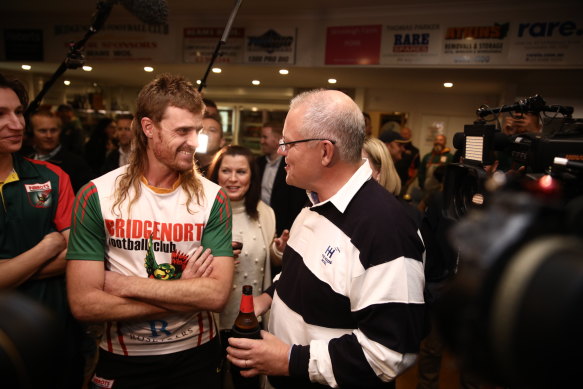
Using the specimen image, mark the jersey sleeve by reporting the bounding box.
[66,182,106,261]
[47,162,75,232]
[201,188,233,258]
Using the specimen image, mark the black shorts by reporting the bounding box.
[90,336,221,389]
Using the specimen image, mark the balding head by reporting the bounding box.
[288,89,365,163]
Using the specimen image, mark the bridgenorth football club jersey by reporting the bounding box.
[66,166,232,356]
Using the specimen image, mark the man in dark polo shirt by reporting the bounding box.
[0,73,83,388]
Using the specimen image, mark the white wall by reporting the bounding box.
[366,89,497,155]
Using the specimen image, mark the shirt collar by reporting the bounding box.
[308,159,372,213]
[265,154,282,166]
[34,144,61,161]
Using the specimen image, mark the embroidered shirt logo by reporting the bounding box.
[91,375,114,388]
[321,245,340,265]
[24,181,52,208]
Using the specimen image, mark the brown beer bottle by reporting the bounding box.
[230,285,261,389]
[231,285,261,339]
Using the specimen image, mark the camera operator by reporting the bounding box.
[434,95,583,389]
[502,112,542,136]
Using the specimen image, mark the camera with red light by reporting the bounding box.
[431,97,583,389]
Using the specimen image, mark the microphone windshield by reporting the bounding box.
[452,132,465,150]
[120,0,168,25]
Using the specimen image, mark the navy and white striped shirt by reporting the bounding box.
[268,161,425,388]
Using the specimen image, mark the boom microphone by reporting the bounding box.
[25,0,168,116]
[476,95,574,119]
[119,0,168,25]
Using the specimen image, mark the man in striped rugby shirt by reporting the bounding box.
[227,89,426,388]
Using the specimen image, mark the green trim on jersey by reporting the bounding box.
[201,187,233,258]
[67,181,106,261]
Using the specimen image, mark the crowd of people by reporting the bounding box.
[1,71,544,389]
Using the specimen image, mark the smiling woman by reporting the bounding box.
[206,144,287,387]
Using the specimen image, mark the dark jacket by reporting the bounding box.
[26,147,94,194]
[101,149,121,175]
[256,156,307,235]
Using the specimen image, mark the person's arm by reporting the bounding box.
[103,254,233,312]
[69,240,217,321]
[254,292,273,317]
[67,259,171,322]
[229,238,426,386]
[270,229,289,267]
[34,162,76,279]
[34,229,70,279]
[94,187,234,313]
[0,231,66,288]
[289,255,425,386]
[66,182,173,322]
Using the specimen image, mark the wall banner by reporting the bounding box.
[244,28,296,64]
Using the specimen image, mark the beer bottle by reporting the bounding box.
[230,285,261,389]
[231,285,261,339]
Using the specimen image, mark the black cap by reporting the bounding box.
[379,130,409,144]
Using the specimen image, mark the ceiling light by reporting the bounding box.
[21,64,31,70]
[328,78,337,84]
[443,82,454,88]
[212,67,222,73]
[252,80,260,86]
[279,69,289,75]
[196,80,201,85]
[63,80,71,86]
[144,66,154,72]
[251,107,258,112]
[82,66,92,72]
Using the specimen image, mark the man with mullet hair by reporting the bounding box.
[227,89,426,388]
[66,74,234,389]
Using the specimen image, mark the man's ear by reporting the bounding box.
[321,140,336,167]
[141,117,154,138]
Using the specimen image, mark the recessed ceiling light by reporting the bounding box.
[63,80,71,86]
[82,66,92,72]
[21,64,31,70]
[328,78,337,84]
[212,67,222,73]
[144,66,154,72]
[443,82,454,88]
[196,80,202,85]
[279,69,289,75]
[252,80,260,86]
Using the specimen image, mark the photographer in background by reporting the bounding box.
[503,111,542,135]
[418,134,453,212]
[496,112,543,172]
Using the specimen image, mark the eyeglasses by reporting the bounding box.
[278,138,336,152]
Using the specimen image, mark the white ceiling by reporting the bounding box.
[1,0,582,100]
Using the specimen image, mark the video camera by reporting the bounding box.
[443,95,583,219]
[432,97,583,389]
